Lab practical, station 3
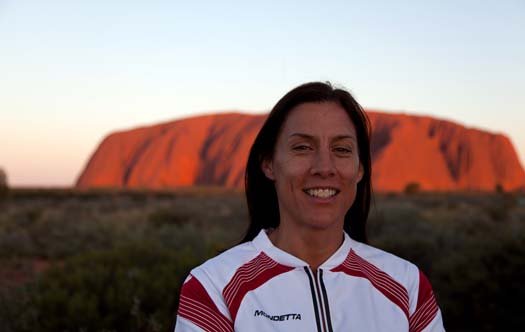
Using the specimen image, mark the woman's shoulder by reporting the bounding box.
[345,239,444,330]
[189,240,261,288]
[348,239,420,288]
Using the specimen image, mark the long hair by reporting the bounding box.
[242,82,372,243]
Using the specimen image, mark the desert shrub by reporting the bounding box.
[3,244,201,332]
[0,168,8,200]
[369,201,440,274]
[432,231,525,331]
[25,212,119,259]
[3,190,524,331]
[404,182,421,194]
[369,193,525,331]
[0,285,37,332]
[148,208,191,227]
[483,193,516,222]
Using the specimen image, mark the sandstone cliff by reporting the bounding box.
[76,112,525,192]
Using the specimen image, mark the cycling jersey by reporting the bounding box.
[175,230,445,332]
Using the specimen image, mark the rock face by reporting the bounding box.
[76,112,525,192]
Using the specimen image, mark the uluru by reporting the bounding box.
[76,111,525,192]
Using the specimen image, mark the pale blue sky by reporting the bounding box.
[1,0,524,186]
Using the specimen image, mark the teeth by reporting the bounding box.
[305,188,337,198]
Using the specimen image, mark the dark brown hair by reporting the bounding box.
[242,82,372,243]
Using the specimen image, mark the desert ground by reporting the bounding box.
[1,188,524,331]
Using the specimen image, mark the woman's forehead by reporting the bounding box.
[281,101,357,137]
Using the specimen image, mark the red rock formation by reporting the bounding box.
[76,111,525,192]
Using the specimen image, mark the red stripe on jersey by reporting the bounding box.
[177,275,233,332]
[331,249,410,319]
[223,252,294,322]
[409,270,439,332]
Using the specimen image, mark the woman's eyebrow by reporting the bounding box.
[333,135,357,142]
[288,133,314,140]
[288,133,356,141]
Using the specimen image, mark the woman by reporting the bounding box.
[175,82,445,331]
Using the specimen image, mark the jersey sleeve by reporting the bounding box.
[174,274,234,332]
[408,270,445,332]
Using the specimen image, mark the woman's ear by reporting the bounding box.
[261,159,275,180]
[357,163,364,183]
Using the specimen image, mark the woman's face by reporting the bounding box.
[262,101,363,232]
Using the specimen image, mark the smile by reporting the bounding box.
[303,188,339,198]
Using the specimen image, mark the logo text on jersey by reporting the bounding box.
[254,310,301,321]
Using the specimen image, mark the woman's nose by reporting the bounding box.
[310,149,336,177]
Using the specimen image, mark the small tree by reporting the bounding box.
[0,167,8,199]
[404,182,421,195]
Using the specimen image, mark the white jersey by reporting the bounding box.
[175,230,445,332]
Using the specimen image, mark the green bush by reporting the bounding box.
[368,194,525,331]
[2,244,201,332]
[148,208,191,227]
[432,232,525,332]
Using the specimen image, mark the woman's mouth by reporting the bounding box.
[303,187,339,198]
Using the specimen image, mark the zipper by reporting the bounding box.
[304,267,333,332]
[318,269,334,332]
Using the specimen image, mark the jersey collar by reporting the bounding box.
[252,229,355,269]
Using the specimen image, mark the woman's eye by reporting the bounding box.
[292,145,311,151]
[334,147,352,154]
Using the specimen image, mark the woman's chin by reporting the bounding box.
[300,214,344,231]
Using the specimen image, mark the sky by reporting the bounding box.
[1,0,524,187]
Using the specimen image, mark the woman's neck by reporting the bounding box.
[267,224,344,272]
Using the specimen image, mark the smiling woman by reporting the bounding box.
[260,101,364,268]
[174,82,445,332]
